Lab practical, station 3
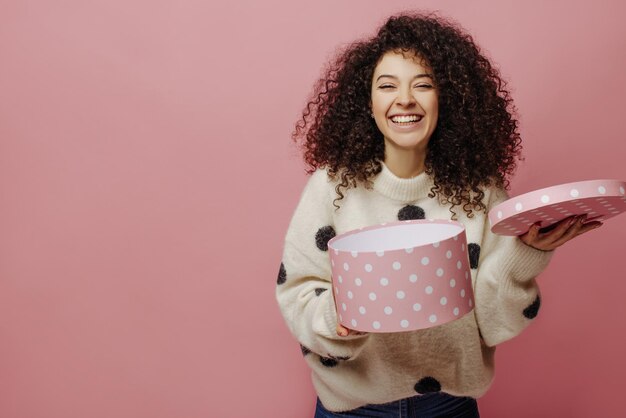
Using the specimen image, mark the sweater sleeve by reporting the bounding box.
[275,169,370,360]
[473,188,553,347]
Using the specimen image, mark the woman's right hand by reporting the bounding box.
[337,323,367,337]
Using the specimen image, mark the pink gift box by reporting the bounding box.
[328,220,474,333]
[489,179,626,236]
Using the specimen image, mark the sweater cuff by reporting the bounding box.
[322,290,366,340]
[323,293,339,337]
[500,236,554,282]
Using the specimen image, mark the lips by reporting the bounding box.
[389,114,423,125]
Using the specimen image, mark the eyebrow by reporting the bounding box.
[375,73,433,82]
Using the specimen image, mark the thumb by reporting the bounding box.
[336,323,349,337]
[521,222,541,243]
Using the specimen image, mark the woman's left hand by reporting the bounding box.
[519,214,603,251]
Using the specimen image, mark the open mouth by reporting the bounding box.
[389,114,423,125]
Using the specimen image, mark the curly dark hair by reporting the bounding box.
[293,11,523,218]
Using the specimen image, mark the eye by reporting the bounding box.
[414,83,433,89]
[378,84,395,90]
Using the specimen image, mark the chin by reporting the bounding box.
[388,138,429,150]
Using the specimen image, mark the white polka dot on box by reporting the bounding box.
[489,179,626,236]
[327,220,474,333]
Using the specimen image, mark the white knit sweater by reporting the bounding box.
[276,164,552,412]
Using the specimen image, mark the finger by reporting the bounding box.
[572,221,603,238]
[526,222,541,241]
[337,323,367,336]
[519,222,542,247]
[548,215,589,248]
[336,323,349,337]
[523,217,572,249]
[540,215,580,246]
[550,220,602,250]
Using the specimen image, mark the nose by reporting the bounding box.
[396,87,416,107]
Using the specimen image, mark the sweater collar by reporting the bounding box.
[372,162,435,202]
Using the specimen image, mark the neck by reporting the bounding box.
[383,142,427,179]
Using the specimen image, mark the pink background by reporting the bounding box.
[1,1,624,417]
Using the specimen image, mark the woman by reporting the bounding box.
[276,12,600,417]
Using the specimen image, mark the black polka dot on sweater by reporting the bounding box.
[414,376,442,394]
[523,295,541,319]
[315,226,336,251]
[300,344,311,356]
[315,288,327,296]
[468,243,480,269]
[398,205,426,221]
[277,262,286,285]
[319,356,339,368]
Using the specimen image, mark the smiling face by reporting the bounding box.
[371,51,439,160]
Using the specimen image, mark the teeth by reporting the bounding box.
[391,115,421,123]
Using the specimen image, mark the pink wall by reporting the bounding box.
[1,1,624,417]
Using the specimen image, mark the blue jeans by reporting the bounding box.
[314,393,479,418]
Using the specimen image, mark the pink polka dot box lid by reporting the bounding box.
[327,219,474,333]
[489,179,626,236]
